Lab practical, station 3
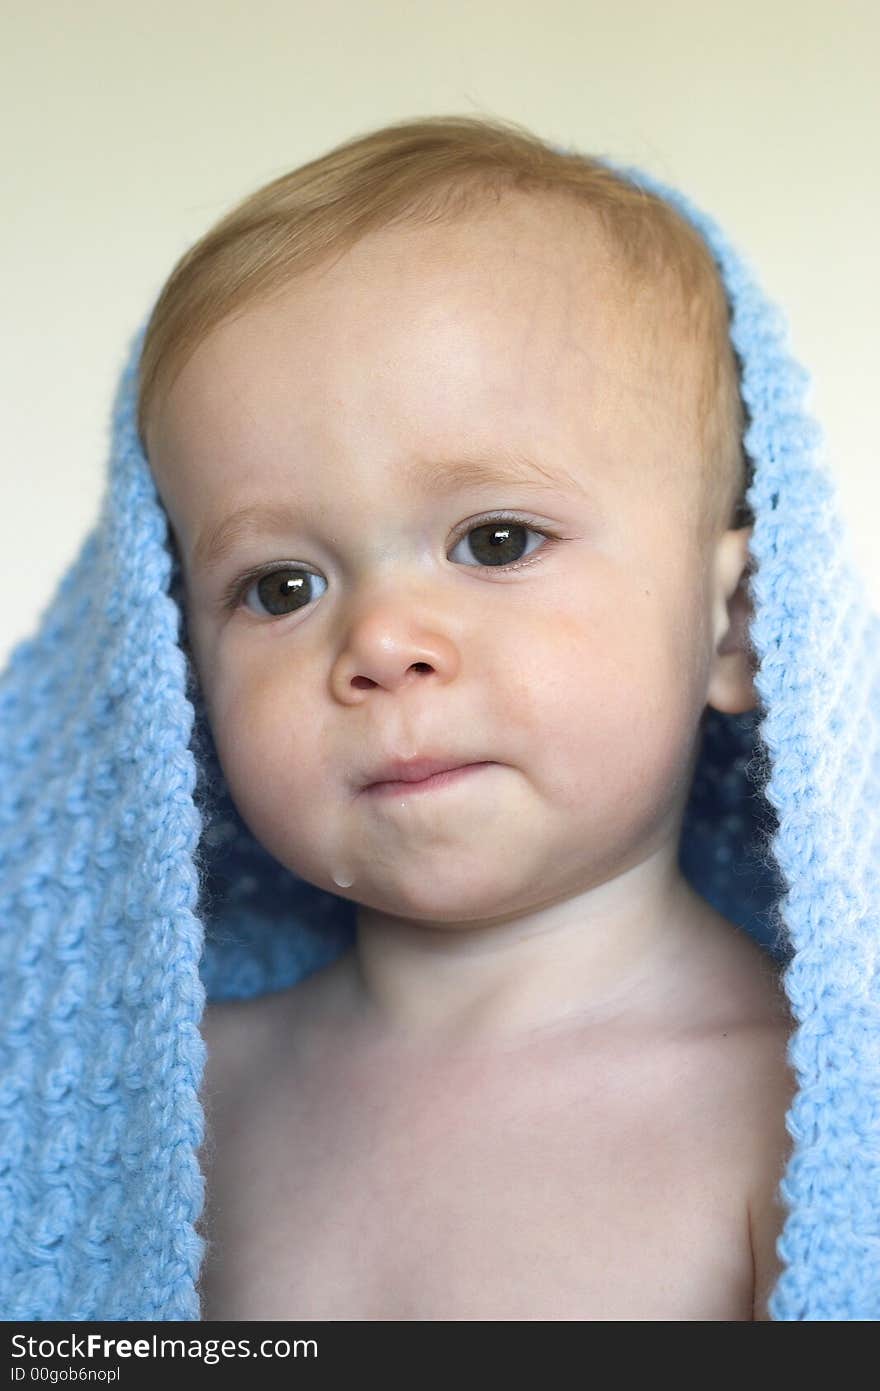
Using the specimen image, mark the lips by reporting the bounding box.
[362,756,488,790]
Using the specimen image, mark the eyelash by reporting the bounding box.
[220,512,564,615]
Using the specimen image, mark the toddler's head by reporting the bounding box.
[140,116,757,933]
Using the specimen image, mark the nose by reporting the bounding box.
[329,599,461,701]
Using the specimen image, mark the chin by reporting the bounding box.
[355,873,528,926]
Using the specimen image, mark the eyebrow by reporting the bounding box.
[192,450,587,572]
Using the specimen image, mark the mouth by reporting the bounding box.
[361,760,496,798]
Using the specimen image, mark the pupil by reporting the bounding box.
[258,571,309,615]
[472,522,524,566]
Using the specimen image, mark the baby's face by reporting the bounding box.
[147,193,736,923]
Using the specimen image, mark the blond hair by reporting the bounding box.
[137,114,752,541]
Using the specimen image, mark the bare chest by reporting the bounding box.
[196,1027,755,1321]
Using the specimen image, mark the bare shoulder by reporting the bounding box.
[199,993,276,1079]
[679,907,797,1321]
[198,995,272,1138]
[742,1005,797,1320]
[701,922,797,1321]
[198,955,352,1103]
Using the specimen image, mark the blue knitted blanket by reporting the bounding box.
[1,162,878,1320]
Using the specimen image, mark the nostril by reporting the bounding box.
[411,662,432,673]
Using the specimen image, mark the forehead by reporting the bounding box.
[147,195,702,534]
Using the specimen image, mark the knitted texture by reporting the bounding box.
[1,158,878,1320]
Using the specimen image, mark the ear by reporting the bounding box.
[705,525,758,716]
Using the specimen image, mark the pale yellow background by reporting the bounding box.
[2,0,878,668]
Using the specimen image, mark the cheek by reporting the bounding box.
[504,587,703,815]
[199,659,332,855]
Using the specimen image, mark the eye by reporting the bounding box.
[449,516,553,570]
[233,567,328,618]
[224,515,560,619]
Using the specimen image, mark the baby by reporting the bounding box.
[143,154,795,1319]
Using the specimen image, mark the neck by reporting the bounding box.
[343,844,709,1056]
